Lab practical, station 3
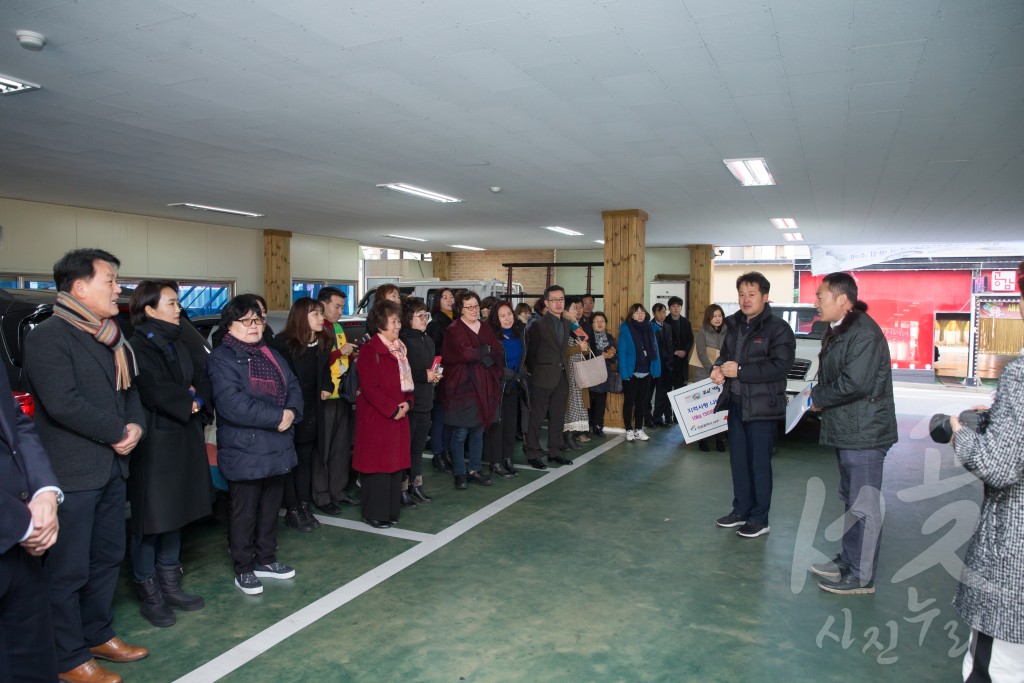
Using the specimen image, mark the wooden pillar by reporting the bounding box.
[688,244,715,338]
[602,209,648,429]
[263,229,291,310]
[431,251,451,280]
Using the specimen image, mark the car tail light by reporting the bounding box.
[14,391,35,418]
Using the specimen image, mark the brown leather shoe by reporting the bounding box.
[89,636,149,663]
[59,658,122,683]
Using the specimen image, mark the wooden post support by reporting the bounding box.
[601,209,648,429]
[431,252,451,280]
[688,244,715,338]
[263,229,292,310]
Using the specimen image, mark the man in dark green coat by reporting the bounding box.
[808,272,897,595]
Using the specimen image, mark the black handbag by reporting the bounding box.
[340,366,360,403]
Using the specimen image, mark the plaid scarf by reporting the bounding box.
[222,333,287,407]
[380,335,414,393]
[52,292,136,390]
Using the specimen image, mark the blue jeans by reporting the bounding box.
[836,448,886,582]
[450,425,483,476]
[130,531,182,582]
[430,401,453,456]
[727,402,775,524]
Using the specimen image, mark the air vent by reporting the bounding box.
[788,358,812,381]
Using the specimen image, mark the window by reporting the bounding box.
[292,280,357,315]
[0,275,56,289]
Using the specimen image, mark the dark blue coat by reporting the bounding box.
[207,342,302,482]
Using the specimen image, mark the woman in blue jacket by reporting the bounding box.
[618,303,660,443]
[207,294,303,596]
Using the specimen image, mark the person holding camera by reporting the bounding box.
[807,272,897,595]
[944,260,1024,681]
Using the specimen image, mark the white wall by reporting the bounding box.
[0,197,265,292]
[291,234,363,281]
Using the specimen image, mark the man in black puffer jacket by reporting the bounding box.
[808,272,897,596]
[711,272,796,539]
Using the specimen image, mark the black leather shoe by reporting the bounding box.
[527,458,547,470]
[467,470,493,486]
[315,502,342,515]
[654,419,670,428]
[699,439,711,452]
[454,475,468,490]
[548,454,574,466]
[489,463,515,479]
[336,493,361,506]
[592,426,604,437]
[716,437,727,452]
[501,458,519,475]
[644,420,656,429]
[409,485,433,503]
[400,490,418,508]
[362,517,393,529]
[431,453,448,471]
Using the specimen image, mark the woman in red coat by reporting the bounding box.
[442,291,503,489]
[353,300,414,528]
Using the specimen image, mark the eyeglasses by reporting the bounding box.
[235,317,267,328]
[463,305,480,311]
[414,313,431,320]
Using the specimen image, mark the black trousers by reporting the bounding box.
[588,391,607,429]
[228,475,285,574]
[283,440,315,507]
[621,375,652,430]
[45,459,124,672]
[671,358,689,390]
[407,411,431,481]
[650,369,674,422]
[313,399,354,507]
[526,375,568,457]
[1,546,58,682]
[361,471,402,523]
[484,388,519,464]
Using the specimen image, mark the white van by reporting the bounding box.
[357,279,525,313]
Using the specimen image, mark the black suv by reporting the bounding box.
[1,288,209,417]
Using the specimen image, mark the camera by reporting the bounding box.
[929,408,990,443]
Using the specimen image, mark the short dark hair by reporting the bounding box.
[129,279,179,327]
[821,272,858,303]
[544,285,565,301]
[218,294,265,332]
[401,297,427,327]
[651,303,667,314]
[702,303,725,328]
[367,300,401,335]
[53,248,121,293]
[626,302,649,321]
[317,286,346,303]
[667,296,683,308]
[736,271,770,295]
[565,295,581,308]
[592,311,607,325]
[581,294,595,304]
[480,296,499,313]
[453,290,480,316]
[515,302,533,318]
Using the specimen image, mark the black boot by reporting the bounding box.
[409,484,433,503]
[431,452,447,471]
[136,576,176,627]
[400,490,418,508]
[155,564,205,611]
[565,432,581,451]
[285,506,313,532]
[299,501,320,529]
[502,458,518,476]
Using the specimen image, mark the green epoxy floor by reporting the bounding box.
[105,418,970,682]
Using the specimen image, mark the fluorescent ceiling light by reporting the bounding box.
[543,226,583,236]
[167,202,264,218]
[782,232,804,242]
[449,244,485,251]
[723,158,776,186]
[0,73,40,95]
[594,239,605,245]
[383,234,427,242]
[770,218,798,230]
[376,183,464,203]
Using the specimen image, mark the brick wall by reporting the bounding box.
[448,249,554,298]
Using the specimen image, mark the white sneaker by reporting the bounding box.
[625,430,635,442]
[635,429,650,442]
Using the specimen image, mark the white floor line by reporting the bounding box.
[312,515,435,543]
[174,436,624,683]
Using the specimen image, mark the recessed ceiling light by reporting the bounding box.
[723,158,776,186]
[543,226,583,236]
[782,232,804,242]
[0,73,40,95]
[167,202,264,218]
[594,239,605,245]
[770,218,798,230]
[383,234,427,242]
[376,183,464,203]
[449,244,485,251]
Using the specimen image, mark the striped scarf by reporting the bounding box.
[52,291,136,390]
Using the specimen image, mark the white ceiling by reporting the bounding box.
[1,0,1022,252]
